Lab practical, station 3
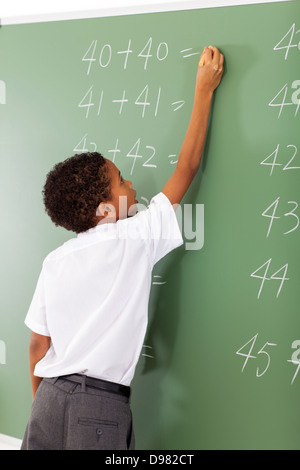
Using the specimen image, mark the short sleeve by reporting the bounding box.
[138,192,183,266]
[24,268,50,337]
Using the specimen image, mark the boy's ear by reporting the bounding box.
[96,202,116,218]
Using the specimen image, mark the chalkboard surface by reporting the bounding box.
[0,0,299,449]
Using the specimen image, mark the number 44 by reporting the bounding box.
[250,258,289,299]
[269,80,300,118]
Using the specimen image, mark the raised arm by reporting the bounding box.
[162,46,224,206]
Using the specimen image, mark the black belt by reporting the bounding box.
[59,373,130,398]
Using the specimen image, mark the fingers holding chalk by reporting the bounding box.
[199,52,205,67]
[196,45,224,91]
[199,45,214,66]
[199,46,224,74]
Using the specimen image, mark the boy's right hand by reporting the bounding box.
[196,46,224,94]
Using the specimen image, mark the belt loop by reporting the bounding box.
[81,374,86,393]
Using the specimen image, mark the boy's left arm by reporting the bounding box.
[28,332,51,400]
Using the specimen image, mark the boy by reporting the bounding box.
[21,46,224,450]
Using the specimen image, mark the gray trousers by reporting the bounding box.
[21,376,135,450]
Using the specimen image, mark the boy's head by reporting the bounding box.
[43,152,137,233]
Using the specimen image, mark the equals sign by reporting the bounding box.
[152,275,167,286]
[142,345,154,359]
[171,100,185,112]
[180,47,201,59]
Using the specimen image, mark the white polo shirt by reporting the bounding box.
[25,192,183,386]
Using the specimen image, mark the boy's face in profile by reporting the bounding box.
[98,159,138,222]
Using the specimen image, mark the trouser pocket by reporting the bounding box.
[69,417,121,450]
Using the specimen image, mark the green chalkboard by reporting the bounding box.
[0,0,299,449]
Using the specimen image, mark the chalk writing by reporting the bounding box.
[142,345,154,359]
[269,81,300,118]
[82,38,169,74]
[180,47,201,59]
[73,133,97,153]
[74,135,181,174]
[237,334,300,384]
[77,84,184,119]
[152,275,167,286]
[250,258,289,299]
[261,197,299,237]
[273,23,300,60]
[236,334,277,377]
[260,144,300,175]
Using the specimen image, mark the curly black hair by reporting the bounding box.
[43,152,112,233]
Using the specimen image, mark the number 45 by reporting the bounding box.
[236,334,277,377]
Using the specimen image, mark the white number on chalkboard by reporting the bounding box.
[287,359,300,385]
[238,337,300,384]
[284,201,299,235]
[284,145,300,171]
[287,341,300,384]
[82,38,169,74]
[256,342,278,377]
[260,144,300,175]
[134,85,161,117]
[73,133,97,153]
[82,40,98,75]
[78,85,94,118]
[138,37,153,70]
[268,82,300,118]
[260,144,281,175]
[99,44,112,68]
[273,23,300,60]
[157,42,168,61]
[135,85,150,117]
[262,197,299,237]
[251,259,271,299]
[250,258,289,299]
[126,138,143,174]
[78,85,163,119]
[270,263,290,298]
[81,41,112,70]
[236,334,258,372]
[262,197,280,237]
[126,138,157,174]
[236,334,277,377]
[143,146,157,169]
